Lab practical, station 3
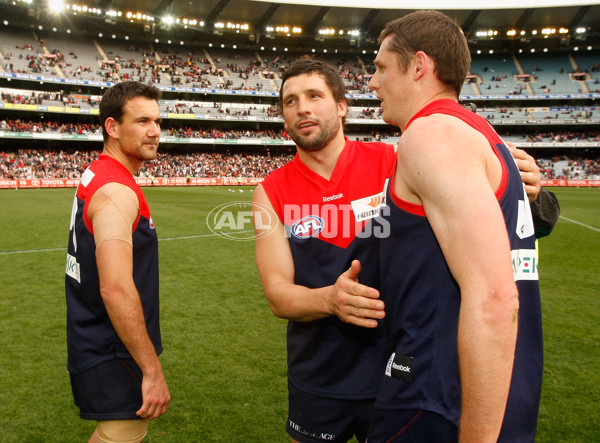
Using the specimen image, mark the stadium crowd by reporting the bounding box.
[2,118,599,145]
[536,156,600,180]
[0,119,291,139]
[1,36,598,181]
[0,119,101,135]
[3,40,599,94]
[2,89,599,127]
[163,126,289,140]
[0,149,295,179]
[1,90,100,107]
[527,130,600,143]
[1,148,598,180]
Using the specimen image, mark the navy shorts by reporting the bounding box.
[286,381,375,443]
[367,409,457,443]
[70,358,143,420]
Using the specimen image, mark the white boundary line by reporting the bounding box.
[0,246,67,255]
[0,231,248,256]
[2,220,597,256]
[559,216,600,233]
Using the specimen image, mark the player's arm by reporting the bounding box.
[89,182,170,420]
[397,118,519,442]
[252,184,384,328]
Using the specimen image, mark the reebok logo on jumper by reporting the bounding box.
[322,193,343,202]
[385,353,414,382]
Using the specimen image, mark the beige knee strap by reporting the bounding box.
[96,419,148,443]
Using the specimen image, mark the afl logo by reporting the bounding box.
[291,215,324,239]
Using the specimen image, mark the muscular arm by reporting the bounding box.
[89,182,170,419]
[252,184,384,328]
[397,117,519,442]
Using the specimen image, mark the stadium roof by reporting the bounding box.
[108,0,600,32]
[250,0,598,8]
[2,0,599,52]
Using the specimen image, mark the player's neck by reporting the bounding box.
[297,133,346,181]
[102,144,140,176]
[397,86,457,132]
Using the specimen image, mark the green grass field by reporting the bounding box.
[0,186,598,442]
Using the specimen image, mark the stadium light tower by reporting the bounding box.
[48,0,64,13]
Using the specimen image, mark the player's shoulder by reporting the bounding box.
[406,114,483,150]
[89,182,138,213]
[348,140,396,165]
[97,182,137,200]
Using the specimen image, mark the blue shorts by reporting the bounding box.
[286,381,375,443]
[367,409,457,443]
[70,358,143,420]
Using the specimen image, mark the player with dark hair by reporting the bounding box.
[66,81,170,443]
[368,10,543,441]
[277,57,348,123]
[254,56,393,443]
[98,81,161,142]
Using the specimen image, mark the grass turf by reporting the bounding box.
[0,186,597,442]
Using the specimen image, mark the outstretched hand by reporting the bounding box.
[329,260,385,328]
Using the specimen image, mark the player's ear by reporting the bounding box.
[338,100,348,119]
[104,117,120,139]
[413,51,429,80]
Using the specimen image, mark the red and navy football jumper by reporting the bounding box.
[375,100,542,442]
[261,138,396,399]
[65,155,162,375]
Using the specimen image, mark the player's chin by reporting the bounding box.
[381,110,394,125]
[143,145,159,159]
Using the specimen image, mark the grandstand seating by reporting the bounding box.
[3,85,598,127]
[0,28,48,74]
[95,39,153,84]
[2,147,597,180]
[572,50,600,92]
[517,52,581,94]
[38,31,100,81]
[468,54,527,96]
[3,26,596,97]
[0,25,598,182]
[208,48,276,91]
